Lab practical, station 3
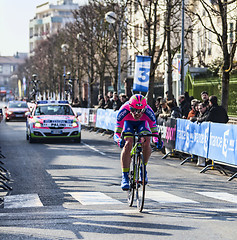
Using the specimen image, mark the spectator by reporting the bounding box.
[158,100,171,120]
[111,92,122,111]
[107,91,113,99]
[95,94,105,109]
[184,91,192,106]
[196,102,209,123]
[165,91,175,101]
[205,95,229,123]
[201,91,209,107]
[167,100,182,119]
[154,96,163,119]
[187,99,198,120]
[119,94,128,104]
[178,95,190,118]
[103,95,113,109]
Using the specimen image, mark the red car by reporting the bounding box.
[5,101,29,121]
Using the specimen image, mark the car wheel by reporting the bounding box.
[75,135,81,143]
[28,129,35,143]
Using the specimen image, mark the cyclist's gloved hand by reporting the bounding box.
[153,136,163,150]
[118,138,125,148]
[114,134,125,148]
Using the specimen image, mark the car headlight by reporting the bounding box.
[72,122,78,127]
[7,111,13,115]
[34,122,41,128]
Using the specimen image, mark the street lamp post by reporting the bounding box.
[180,0,185,95]
[105,11,121,95]
[61,43,69,100]
[77,33,91,108]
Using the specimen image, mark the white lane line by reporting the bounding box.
[83,143,106,155]
[146,191,198,203]
[69,192,123,205]
[196,192,237,204]
[4,194,43,209]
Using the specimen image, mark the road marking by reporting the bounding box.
[83,143,106,155]
[4,194,43,208]
[69,192,123,205]
[196,192,237,203]
[146,191,198,203]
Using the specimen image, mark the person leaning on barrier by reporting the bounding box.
[167,99,182,119]
[205,95,229,123]
[103,95,113,109]
[158,99,171,120]
[196,102,209,123]
[187,99,199,120]
[119,94,128,105]
[178,95,191,119]
[111,92,122,111]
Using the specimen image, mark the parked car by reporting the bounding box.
[4,101,29,121]
[26,100,81,143]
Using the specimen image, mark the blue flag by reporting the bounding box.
[133,55,151,92]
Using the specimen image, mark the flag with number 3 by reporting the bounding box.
[133,55,151,92]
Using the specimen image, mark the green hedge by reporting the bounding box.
[185,72,237,116]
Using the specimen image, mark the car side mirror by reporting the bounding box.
[77,112,82,117]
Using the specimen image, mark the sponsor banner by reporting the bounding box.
[133,55,151,92]
[164,118,177,150]
[175,119,210,158]
[208,123,237,165]
[157,117,177,150]
[89,108,97,127]
[74,108,89,125]
[96,109,118,131]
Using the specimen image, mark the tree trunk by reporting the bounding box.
[221,70,229,111]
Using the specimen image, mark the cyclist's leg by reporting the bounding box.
[137,121,152,183]
[120,121,135,190]
[137,121,152,164]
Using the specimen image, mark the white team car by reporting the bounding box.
[26,100,81,143]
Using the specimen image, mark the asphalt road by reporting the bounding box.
[0,117,237,239]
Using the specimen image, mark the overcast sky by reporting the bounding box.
[0,0,87,56]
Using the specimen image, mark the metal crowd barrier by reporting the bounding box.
[76,107,237,182]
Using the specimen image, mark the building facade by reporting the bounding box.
[0,53,27,99]
[29,0,79,55]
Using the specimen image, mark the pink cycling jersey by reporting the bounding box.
[114,101,159,139]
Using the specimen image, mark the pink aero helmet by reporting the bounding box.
[129,94,147,110]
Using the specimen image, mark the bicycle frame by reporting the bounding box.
[122,132,159,212]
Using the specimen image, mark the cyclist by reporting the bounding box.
[114,94,162,190]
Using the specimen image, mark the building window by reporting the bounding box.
[10,65,15,73]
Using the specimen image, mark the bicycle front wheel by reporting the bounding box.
[128,154,135,207]
[135,153,146,212]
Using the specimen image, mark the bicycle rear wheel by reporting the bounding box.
[128,155,135,207]
[136,153,146,212]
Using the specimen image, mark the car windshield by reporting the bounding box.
[34,105,74,116]
[9,102,28,108]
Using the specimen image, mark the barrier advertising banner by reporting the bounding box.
[96,109,118,131]
[73,107,89,125]
[133,55,151,92]
[208,123,237,165]
[175,119,210,158]
[157,117,177,150]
